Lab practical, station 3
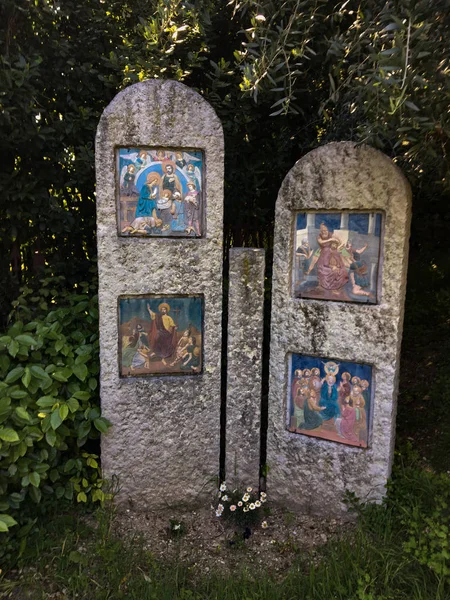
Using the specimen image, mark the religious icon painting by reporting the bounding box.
[293,212,383,304]
[118,295,203,377]
[117,147,204,237]
[288,354,373,448]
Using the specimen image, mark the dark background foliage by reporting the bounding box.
[1,0,449,465]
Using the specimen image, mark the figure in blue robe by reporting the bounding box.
[350,252,370,288]
[319,378,340,420]
[135,182,157,218]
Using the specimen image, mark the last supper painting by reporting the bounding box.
[119,296,203,377]
[288,354,372,448]
[293,212,383,304]
[117,147,204,237]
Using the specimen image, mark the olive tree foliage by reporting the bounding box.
[1,0,449,316]
[0,0,219,319]
[231,0,450,242]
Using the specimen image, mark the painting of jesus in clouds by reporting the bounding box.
[119,296,203,377]
[288,354,372,448]
[117,147,203,237]
[294,212,383,304]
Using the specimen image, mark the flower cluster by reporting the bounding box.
[215,482,267,524]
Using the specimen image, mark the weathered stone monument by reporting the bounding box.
[225,248,265,490]
[267,142,411,514]
[96,80,224,509]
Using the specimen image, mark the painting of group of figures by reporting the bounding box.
[293,212,383,304]
[119,296,203,377]
[117,147,204,237]
[288,354,372,448]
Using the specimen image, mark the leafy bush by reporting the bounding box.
[0,270,110,548]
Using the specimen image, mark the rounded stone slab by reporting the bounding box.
[95,80,224,511]
[267,142,412,515]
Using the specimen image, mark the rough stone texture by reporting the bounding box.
[95,80,224,510]
[225,249,265,490]
[267,142,412,515]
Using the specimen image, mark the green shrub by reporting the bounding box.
[0,270,110,547]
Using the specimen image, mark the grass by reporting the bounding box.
[1,453,449,600]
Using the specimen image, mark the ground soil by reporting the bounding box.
[113,504,350,576]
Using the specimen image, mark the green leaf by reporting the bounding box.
[88,378,98,391]
[29,486,42,503]
[45,429,57,447]
[51,410,62,430]
[0,514,18,528]
[8,340,20,358]
[0,428,20,442]
[10,390,28,399]
[0,521,9,532]
[93,418,110,433]
[30,366,49,380]
[15,335,37,346]
[73,391,90,401]
[29,472,41,488]
[5,366,25,384]
[73,363,88,382]
[15,406,31,421]
[22,367,32,389]
[78,421,91,438]
[52,371,69,382]
[59,404,69,421]
[87,457,98,468]
[92,489,105,502]
[67,397,80,413]
[77,491,87,503]
[37,396,56,408]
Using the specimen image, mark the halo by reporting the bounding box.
[145,171,161,185]
[162,159,177,173]
[158,302,170,313]
[324,361,339,376]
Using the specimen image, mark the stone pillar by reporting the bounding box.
[267,142,411,515]
[95,80,224,510]
[225,249,265,491]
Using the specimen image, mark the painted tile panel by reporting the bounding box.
[118,148,203,237]
[288,354,372,448]
[119,296,203,377]
[294,212,382,304]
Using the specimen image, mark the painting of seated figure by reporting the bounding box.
[119,295,203,377]
[288,353,372,448]
[293,212,383,304]
[117,147,203,237]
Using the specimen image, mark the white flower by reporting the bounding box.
[217,503,224,511]
[237,501,243,507]
[249,503,255,510]
[261,521,268,529]
[246,487,253,493]
[215,510,223,517]
[242,493,250,502]
[219,482,226,492]
[255,500,261,507]
[255,14,266,22]
[261,497,267,503]
[260,491,267,498]
[243,506,249,513]
[221,495,229,502]
[230,505,236,512]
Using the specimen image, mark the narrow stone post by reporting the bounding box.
[95,80,224,510]
[267,142,411,515]
[225,248,265,491]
